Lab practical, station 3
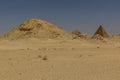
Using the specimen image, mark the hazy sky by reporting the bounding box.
[0,0,120,35]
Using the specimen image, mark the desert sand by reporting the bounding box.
[0,38,120,80]
[0,19,120,80]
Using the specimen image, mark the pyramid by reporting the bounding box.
[2,18,71,40]
[93,25,109,38]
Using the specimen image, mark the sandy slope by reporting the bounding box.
[0,39,120,80]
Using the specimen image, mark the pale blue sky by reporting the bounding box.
[0,0,120,35]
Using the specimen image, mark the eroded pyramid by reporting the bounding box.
[2,18,71,40]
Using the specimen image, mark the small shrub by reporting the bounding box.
[79,55,83,58]
[38,48,41,50]
[118,47,120,48]
[27,48,30,50]
[8,58,12,60]
[71,48,75,50]
[18,72,22,75]
[43,55,48,60]
[97,46,100,48]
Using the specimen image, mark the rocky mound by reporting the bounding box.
[71,30,89,39]
[92,34,104,40]
[2,19,72,40]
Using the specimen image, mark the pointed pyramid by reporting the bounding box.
[93,25,109,38]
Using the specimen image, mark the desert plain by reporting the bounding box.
[0,19,120,80]
[0,38,120,80]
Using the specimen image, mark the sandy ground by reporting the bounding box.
[0,39,120,80]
